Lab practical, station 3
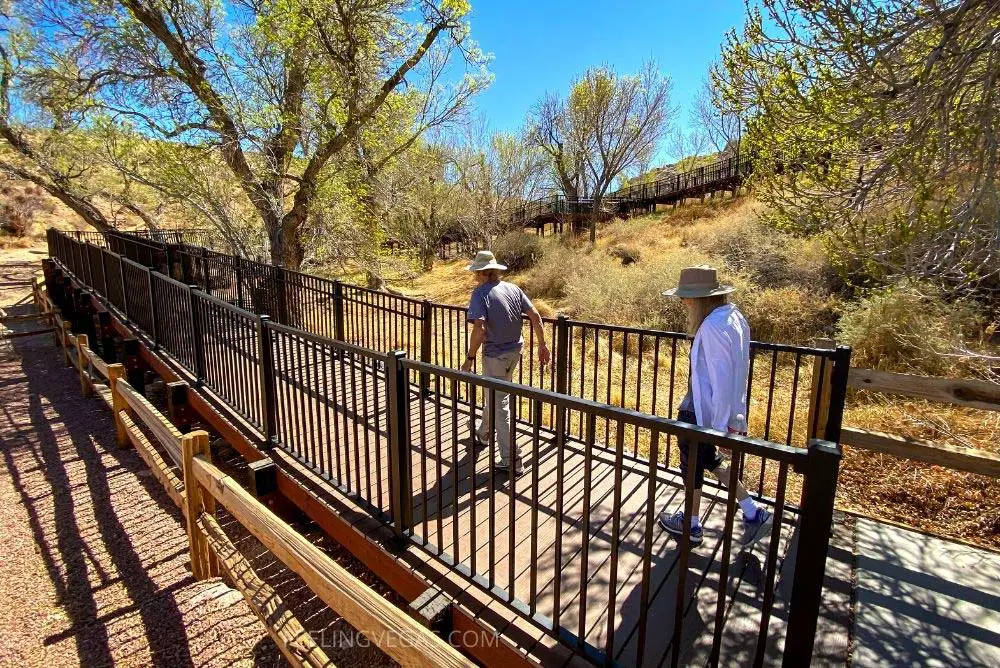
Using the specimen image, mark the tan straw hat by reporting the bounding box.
[466,250,507,272]
[662,265,736,298]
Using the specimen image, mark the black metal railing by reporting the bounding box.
[513,153,754,227]
[46,227,848,667]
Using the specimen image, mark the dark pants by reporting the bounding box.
[678,409,725,489]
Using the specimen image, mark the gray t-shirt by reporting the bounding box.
[467,280,533,358]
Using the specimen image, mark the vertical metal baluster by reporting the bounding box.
[635,429,661,666]
[529,398,542,616]
[552,403,567,630]
[451,377,461,562]
[710,444,745,665]
[604,420,626,662]
[435,373,444,552]
[361,350,375,504]
[577,412,596,648]
[752,461,789,668]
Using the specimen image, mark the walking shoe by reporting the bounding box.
[740,508,773,550]
[658,510,703,546]
[494,459,524,477]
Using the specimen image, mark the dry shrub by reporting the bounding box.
[560,248,717,330]
[608,245,641,266]
[688,212,838,292]
[740,285,838,345]
[521,244,579,300]
[837,282,991,377]
[491,232,544,273]
[0,191,43,237]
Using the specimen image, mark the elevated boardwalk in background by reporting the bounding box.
[514,154,752,232]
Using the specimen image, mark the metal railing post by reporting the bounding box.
[146,266,159,350]
[188,284,206,385]
[200,247,211,294]
[823,345,852,443]
[235,258,246,309]
[333,280,345,342]
[385,350,412,540]
[276,266,289,324]
[257,315,279,448]
[419,299,432,395]
[555,314,569,395]
[782,439,842,667]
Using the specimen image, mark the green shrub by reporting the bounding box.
[492,232,544,273]
[837,283,990,376]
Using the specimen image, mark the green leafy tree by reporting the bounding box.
[28,0,488,267]
[718,0,1000,294]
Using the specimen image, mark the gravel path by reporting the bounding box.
[0,258,283,667]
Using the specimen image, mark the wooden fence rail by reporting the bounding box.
[843,366,1000,478]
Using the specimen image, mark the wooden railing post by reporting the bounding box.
[806,339,836,439]
[385,350,412,540]
[166,381,195,434]
[76,333,91,397]
[555,314,569,396]
[61,320,73,367]
[783,439,842,667]
[182,430,218,579]
[257,315,279,448]
[108,364,129,447]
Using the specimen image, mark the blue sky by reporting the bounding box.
[465,0,748,164]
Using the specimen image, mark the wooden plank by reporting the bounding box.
[121,411,186,512]
[0,327,55,340]
[842,426,1000,478]
[118,380,183,467]
[83,346,110,379]
[192,456,474,668]
[197,513,334,668]
[848,367,1000,412]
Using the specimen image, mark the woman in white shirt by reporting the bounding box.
[658,266,772,549]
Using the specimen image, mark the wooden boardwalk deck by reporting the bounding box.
[270,348,800,666]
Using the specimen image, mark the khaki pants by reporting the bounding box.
[475,349,522,464]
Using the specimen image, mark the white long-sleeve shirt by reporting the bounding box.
[688,303,751,433]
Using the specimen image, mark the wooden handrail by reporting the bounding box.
[841,426,1000,478]
[190,454,474,668]
[848,367,1000,412]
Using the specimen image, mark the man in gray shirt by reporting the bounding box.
[461,250,550,476]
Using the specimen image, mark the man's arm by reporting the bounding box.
[526,307,551,366]
[461,320,486,372]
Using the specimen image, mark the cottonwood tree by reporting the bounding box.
[550,62,672,242]
[526,93,588,201]
[692,75,743,155]
[718,0,1000,294]
[35,0,488,268]
[453,125,547,244]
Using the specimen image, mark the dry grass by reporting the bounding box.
[395,195,1000,551]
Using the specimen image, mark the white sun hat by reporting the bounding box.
[466,250,507,272]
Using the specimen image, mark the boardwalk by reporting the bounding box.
[268,343,802,667]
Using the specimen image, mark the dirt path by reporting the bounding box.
[0,256,282,667]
